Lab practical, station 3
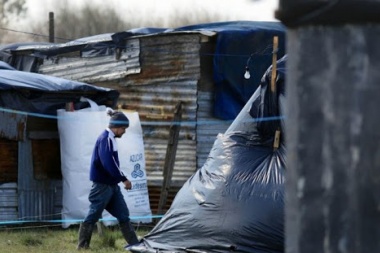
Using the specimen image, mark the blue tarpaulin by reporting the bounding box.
[172,21,286,120]
[0,61,119,115]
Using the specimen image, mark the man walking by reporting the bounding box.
[77,110,139,250]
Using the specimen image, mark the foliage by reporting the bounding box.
[29,2,228,43]
[0,0,27,25]
[31,2,132,43]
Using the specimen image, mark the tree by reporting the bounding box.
[0,0,27,26]
[31,2,130,43]
[28,2,229,43]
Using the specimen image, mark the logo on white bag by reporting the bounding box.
[131,164,144,178]
[130,153,143,162]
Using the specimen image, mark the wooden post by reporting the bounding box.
[271,36,278,93]
[157,101,183,216]
[271,36,280,150]
[49,12,54,43]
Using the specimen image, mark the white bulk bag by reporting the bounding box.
[118,111,152,224]
[57,98,151,228]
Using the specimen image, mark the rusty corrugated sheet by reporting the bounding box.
[122,33,202,86]
[117,79,199,187]
[38,38,140,83]
[112,33,204,187]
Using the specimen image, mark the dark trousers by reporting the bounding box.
[84,182,131,224]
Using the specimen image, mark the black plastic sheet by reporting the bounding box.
[250,55,286,142]
[130,56,287,253]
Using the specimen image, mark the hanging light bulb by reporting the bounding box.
[244,53,253,80]
[244,66,251,79]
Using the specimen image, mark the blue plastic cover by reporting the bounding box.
[0,61,119,115]
[172,21,286,120]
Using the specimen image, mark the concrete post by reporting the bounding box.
[277,1,380,252]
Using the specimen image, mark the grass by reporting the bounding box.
[0,223,151,253]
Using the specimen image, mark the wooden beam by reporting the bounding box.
[157,101,183,216]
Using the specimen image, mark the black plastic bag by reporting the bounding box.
[130,55,287,253]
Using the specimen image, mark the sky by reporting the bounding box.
[3,0,279,43]
[21,0,279,28]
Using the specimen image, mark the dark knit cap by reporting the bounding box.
[109,112,129,128]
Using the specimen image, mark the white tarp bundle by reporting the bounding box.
[57,98,152,228]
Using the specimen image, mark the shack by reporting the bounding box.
[0,21,286,216]
[0,61,118,222]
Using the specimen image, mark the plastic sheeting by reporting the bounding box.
[1,21,285,120]
[250,55,286,141]
[0,42,53,67]
[130,56,287,253]
[0,28,167,63]
[0,61,119,115]
[173,21,286,120]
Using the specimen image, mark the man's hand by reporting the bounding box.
[123,179,132,190]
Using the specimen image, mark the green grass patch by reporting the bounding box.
[0,224,151,253]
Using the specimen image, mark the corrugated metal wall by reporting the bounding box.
[0,113,63,222]
[0,111,26,141]
[38,38,141,83]
[18,139,61,221]
[117,79,198,187]
[54,181,63,217]
[115,33,203,187]
[0,113,24,221]
[0,183,18,221]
